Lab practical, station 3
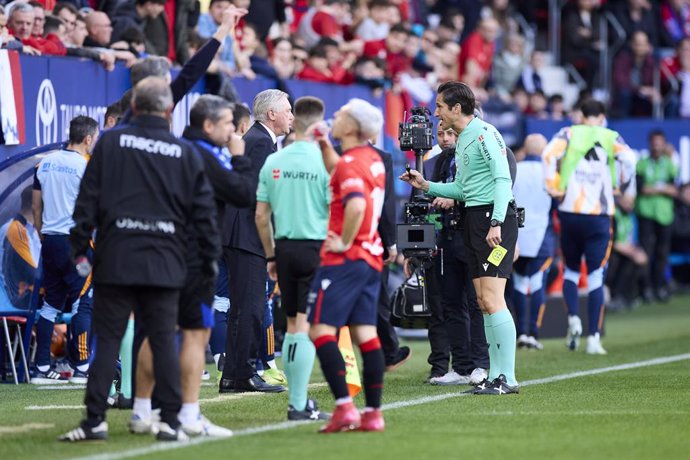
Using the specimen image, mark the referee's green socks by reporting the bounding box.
[109,318,134,399]
[491,308,518,386]
[282,332,315,411]
[484,314,500,381]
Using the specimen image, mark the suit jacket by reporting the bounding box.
[222,122,276,255]
[372,146,396,252]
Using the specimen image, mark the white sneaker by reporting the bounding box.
[469,368,488,385]
[566,315,582,351]
[527,336,544,350]
[129,410,160,435]
[517,334,530,348]
[156,422,189,442]
[182,415,233,437]
[201,369,210,381]
[430,370,471,385]
[586,333,607,355]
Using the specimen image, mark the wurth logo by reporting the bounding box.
[272,169,281,180]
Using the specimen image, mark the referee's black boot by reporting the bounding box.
[234,374,286,393]
[219,378,236,393]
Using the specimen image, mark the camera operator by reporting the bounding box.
[406,123,489,385]
[401,81,519,395]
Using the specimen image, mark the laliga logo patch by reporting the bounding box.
[36,79,58,146]
[272,168,281,180]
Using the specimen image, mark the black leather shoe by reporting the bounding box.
[234,374,286,393]
[219,378,236,393]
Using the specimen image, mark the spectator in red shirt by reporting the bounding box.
[297,42,354,84]
[30,1,46,37]
[458,17,499,90]
[8,3,63,55]
[363,23,411,79]
[7,3,35,41]
[298,0,348,48]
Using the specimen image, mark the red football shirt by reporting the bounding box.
[458,31,495,85]
[321,145,386,271]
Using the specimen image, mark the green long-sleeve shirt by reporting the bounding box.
[428,117,513,221]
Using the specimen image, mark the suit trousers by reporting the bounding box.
[221,247,266,380]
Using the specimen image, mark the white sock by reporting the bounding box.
[76,364,89,372]
[266,359,277,370]
[178,402,200,425]
[213,353,221,368]
[335,396,352,406]
[133,398,152,419]
[37,365,49,373]
[363,407,376,413]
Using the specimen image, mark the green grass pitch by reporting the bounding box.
[1,296,689,460]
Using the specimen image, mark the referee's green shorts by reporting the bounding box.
[463,204,518,280]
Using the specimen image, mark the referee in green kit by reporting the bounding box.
[255,96,332,420]
[402,81,519,395]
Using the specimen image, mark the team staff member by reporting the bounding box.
[32,116,99,385]
[255,96,331,421]
[60,78,220,442]
[403,81,519,395]
[219,89,293,394]
[132,95,254,437]
[309,99,387,433]
[543,99,635,355]
[636,130,678,302]
[512,134,555,351]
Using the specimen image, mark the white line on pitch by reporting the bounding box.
[36,385,86,391]
[71,352,690,460]
[25,383,328,410]
[26,405,85,411]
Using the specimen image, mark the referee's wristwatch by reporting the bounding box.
[490,219,502,227]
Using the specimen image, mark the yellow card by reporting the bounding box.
[487,245,508,266]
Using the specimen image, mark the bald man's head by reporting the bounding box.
[524,133,548,157]
[85,11,112,46]
[132,77,173,116]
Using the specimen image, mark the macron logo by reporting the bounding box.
[119,134,182,158]
[321,279,332,291]
[482,263,489,272]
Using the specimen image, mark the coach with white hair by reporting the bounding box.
[219,89,294,393]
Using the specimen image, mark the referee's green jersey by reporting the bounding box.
[257,140,331,240]
[428,117,513,222]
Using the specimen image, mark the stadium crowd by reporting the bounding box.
[1,0,690,443]
[0,0,689,118]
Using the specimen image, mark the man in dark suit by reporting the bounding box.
[220,89,294,393]
[372,145,411,371]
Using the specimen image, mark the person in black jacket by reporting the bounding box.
[60,77,220,443]
[219,89,293,393]
[133,95,254,437]
[370,145,412,372]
